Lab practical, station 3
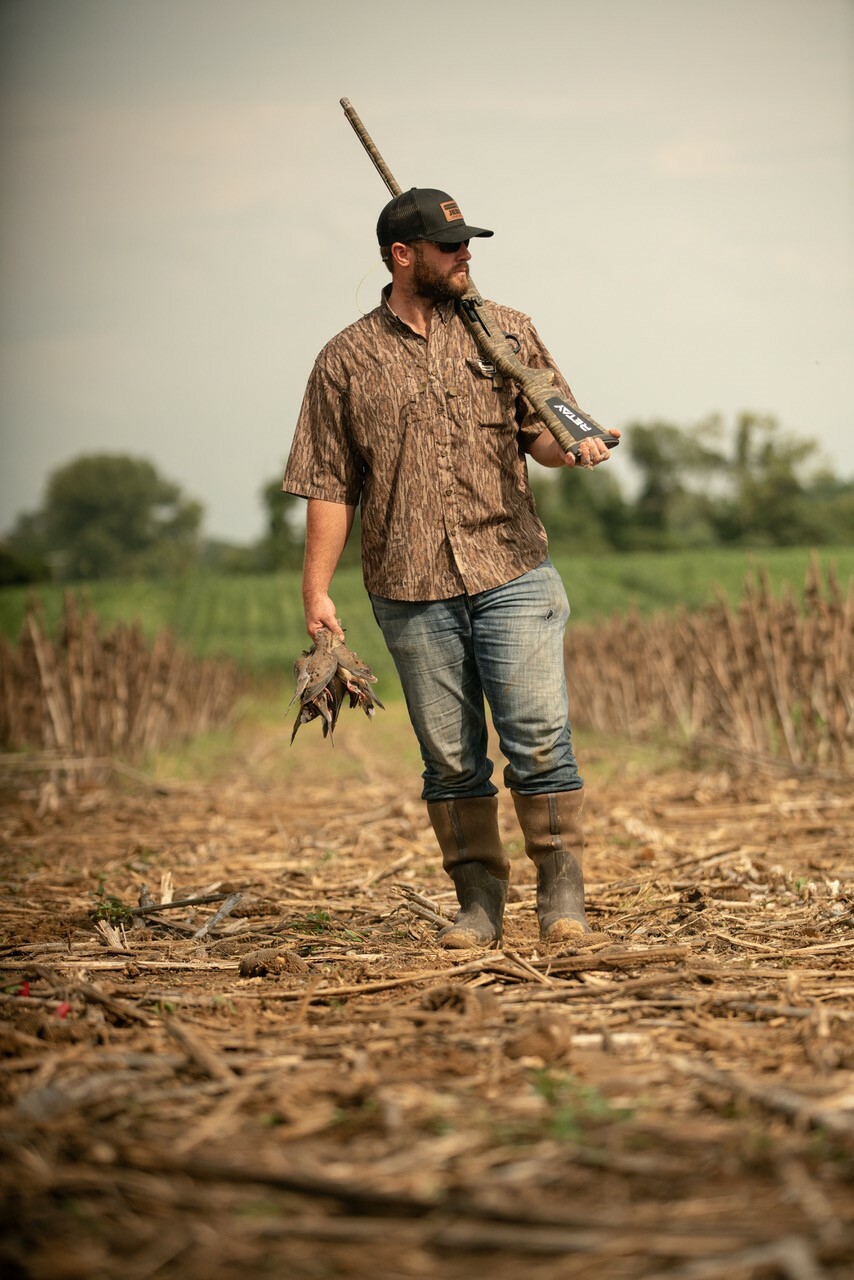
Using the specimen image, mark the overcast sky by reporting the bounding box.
[1,0,852,544]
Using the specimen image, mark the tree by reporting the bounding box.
[1,510,52,584]
[797,469,854,545]
[254,477,305,571]
[0,541,51,586]
[254,475,362,573]
[713,413,813,546]
[531,465,629,553]
[625,418,725,548]
[39,454,202,580]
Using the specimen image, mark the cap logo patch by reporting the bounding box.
[440,199,463,223]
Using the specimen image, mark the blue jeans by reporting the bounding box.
[370,559,582,802]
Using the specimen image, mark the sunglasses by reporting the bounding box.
[414,239,469,254]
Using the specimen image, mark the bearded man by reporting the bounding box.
[283,187,618,949]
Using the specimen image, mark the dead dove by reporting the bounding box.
[289,696,321,744]
[287,626,339,710]
[288,624,383,743]
[333,639,383,715]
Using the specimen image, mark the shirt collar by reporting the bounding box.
[380,285,456,333]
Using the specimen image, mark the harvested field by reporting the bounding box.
[567,560,854,771]
[0,597,242,759]
[1,706,853,1279]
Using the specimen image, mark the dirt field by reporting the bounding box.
[1,705,853,1280]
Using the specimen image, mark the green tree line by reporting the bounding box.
[533,412,854,553]
[2,414,852,585]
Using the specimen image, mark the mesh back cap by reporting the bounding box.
[377,188,493,245]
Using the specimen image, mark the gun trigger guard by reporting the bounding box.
[502,332,521,354]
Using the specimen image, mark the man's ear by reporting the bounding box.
[391,242,413,269]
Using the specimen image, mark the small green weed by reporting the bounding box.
[294,909,332,933]
[211,995,238,1014]
[340,926,368,943]
[531,1070,634,1141]
[92,883,132,924]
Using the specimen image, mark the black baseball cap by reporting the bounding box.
[376,188,493,246]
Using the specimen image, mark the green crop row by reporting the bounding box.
[1,546,851,696]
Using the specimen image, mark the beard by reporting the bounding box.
[411,244,470,302]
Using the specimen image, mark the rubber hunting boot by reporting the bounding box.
[427,796,509,949]
[512,789,590,941]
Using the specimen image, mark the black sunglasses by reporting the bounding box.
[432,239,470,254]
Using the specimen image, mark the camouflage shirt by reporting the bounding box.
[283,288,578,601]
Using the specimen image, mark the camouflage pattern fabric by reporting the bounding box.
[283,288,580,601]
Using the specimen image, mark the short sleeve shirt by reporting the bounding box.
[283,289,578,601]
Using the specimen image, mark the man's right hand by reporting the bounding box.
[304,593,345,642]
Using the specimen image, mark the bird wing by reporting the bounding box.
[335,642,377,683]
[300,647,339,704]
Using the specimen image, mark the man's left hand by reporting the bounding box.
[530,426,622,470]
[568,427,621,468]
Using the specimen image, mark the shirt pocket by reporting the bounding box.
[451,359,518,431]
[348,373,426,459]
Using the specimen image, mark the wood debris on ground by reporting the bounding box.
[0,721,852,1280]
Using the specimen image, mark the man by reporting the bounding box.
[283,187,618,949]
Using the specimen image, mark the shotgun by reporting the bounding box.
[340,97,619,459]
